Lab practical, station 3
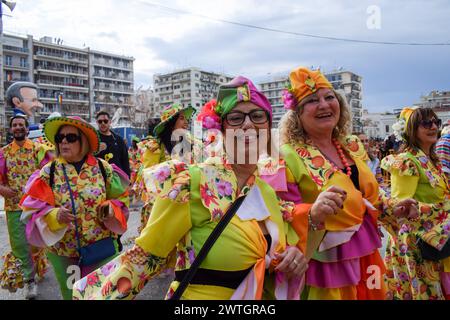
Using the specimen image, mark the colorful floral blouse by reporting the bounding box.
[73,156,303,300]
[20,154,130,258]
[280,135,388,300]
[0,139,52,211]
[128,146,140,184]
[381,148,450,299]
[133,133,203,204]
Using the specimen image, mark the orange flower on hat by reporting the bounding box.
[289,67,333,105]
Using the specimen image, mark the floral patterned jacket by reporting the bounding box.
[0,139,52,211]
[73,156,303,300]
[20,154,130,258]
[133,132,203,204]
[381,148,450,250]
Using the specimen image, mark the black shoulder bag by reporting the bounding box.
[61,163,116,267]
[170,195,247,300]
[417,238,450,261]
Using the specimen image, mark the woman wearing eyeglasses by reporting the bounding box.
[73,76,307,300]
[19,116,130,300]
[381,107,450,300]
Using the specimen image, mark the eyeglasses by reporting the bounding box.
[97,119,109,124]
[420,118,441,129]
[55,133,81,144]
[224,110,269,126]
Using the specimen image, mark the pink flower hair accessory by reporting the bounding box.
[197,99,222,129]
[281,84,298,111]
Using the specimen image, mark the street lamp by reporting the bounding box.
[0,1,16,34]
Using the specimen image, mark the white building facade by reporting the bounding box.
[1,33,134,128]
[258,69,363,129]
[153,68,234,116]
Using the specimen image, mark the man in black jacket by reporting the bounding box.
[95,111,130,252]
[95,111,131,177]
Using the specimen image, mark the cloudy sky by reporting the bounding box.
[3,0,450,112]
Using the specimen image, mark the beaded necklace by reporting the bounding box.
[331,139,352,176]
[309,137,353,176]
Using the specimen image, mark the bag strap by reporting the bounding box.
[97,158,108,185]
[61,164,83,257]
[49,160,56,189]
[170,194,247,300]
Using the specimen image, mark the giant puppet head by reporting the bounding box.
[6,81,43,118]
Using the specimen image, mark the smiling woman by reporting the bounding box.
[381,107,450,300]
[19,116,130,300]
[72,76,308,301]
[277,66,418,300]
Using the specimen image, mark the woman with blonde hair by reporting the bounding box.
[20,116,130,299]
[277,66,417,300]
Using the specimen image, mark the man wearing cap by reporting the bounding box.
[0,115,52,299]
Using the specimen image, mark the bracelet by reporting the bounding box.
[308,210,320,231]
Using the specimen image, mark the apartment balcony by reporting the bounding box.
[94,85,133,94]
[351,75,362,83]
[95,101,134,107]
[91,59,132,71]
[4,76,30,85]
[45,105,90,117]
[34,51,88,65]
[4,62,30,71]
[35,66,89,78]
[93,72,133,82]
[95,96,133,106]
[39,94,89,104]
[36,80,89,92]
[3,45,30,55]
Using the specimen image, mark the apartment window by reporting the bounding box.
[385,125,390,133]
[20,57,27,67]
[195,73,199,78]
[20,72,28,81]
[5,55,12,66]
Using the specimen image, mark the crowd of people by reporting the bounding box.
[0,67,448,300]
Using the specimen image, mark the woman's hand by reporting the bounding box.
[274,246,308,279]
[393,198,419,220]
[0,185,17,199]
[310,185,347,226]
[57,203,76,224]
[97,202,113,221]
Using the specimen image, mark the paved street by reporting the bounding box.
[0,204,172,300]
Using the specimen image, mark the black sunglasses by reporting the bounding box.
[420,118,441,129]
[55,133,81,144]
[97,119,109,124]
[225,110,269,126]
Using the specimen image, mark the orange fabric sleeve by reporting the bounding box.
[290,203,312,254]
[20,177,55,207]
